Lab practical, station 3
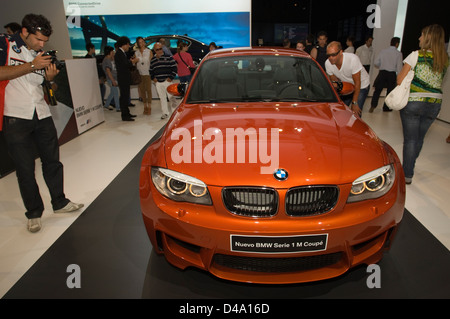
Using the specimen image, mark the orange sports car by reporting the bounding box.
[139,47,405,284]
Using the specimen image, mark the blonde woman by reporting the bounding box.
[135,37,153,114]
[397,24,449,184]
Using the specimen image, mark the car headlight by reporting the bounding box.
[151,167,212,205]
[348,164,395,203]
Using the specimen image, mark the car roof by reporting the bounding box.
[143,34,207,45]
[205,46,312,59]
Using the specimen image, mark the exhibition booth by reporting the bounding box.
[2,0,449,178]
[0,0,252,178]
[1,0,450,302]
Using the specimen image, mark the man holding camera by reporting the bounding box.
[0,14,83,233]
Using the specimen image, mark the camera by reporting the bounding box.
[41,50,63,106]
[43,50,65,70]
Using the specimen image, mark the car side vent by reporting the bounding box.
[222,187,278,217]
[285,186,339,216]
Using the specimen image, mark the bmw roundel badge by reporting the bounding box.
[274,169,288,181]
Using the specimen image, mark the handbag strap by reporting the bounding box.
[410,50,419,69]
[178,52,190,68]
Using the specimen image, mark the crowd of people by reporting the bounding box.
[287,31,374,116]
[83,36,209,121]
[0,13,448,233]
[289,26,448,184]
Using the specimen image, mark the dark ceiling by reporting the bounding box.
[251,0,377,46]
[252,0,376,27]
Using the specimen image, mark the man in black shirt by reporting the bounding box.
[310,31,328,70]
[114,37,138,121]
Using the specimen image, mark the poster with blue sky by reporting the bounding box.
[63,0,251,57]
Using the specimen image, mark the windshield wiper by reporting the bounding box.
[186,99,240,104]
[280,98,319,102]
[187,97,326,104]
[241,96,322,102]
[241,97,279,102]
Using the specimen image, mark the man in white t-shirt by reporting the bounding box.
[325,41,370,117]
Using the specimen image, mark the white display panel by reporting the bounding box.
[65,59,105,134]
[63,0,250,15]
[63,0,251,57]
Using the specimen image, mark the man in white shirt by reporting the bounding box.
[0,14,83,233]
[370,37,403,112]
[355,36,374,73]
[325,41,371,117]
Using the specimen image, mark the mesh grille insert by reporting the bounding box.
[222,187,278,217]
[285,186,339,216]
[213,252,343,273]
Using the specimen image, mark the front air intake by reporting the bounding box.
[285,186,339,216]
[222,187,278,217]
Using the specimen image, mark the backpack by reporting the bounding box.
[0,36,11,131]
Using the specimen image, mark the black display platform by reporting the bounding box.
[3,136,450,300]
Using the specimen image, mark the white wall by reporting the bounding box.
[0,0,73,60]
[369,0,400,96]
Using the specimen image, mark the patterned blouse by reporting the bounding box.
[405,50,447,104]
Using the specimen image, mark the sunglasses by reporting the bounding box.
[155,48,163,51]
[327,51,341,57]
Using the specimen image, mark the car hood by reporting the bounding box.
[162,102,386,187]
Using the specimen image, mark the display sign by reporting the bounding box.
[63,0,250,15]
[65,58,104,134]
[63,0,251,57]
[230,234,328,254]
[274,23,309,44]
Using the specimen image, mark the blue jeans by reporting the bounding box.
[3,114,70,218]
[400,101,441,178]
[343,85,370,116]
[105,80,120,110]
[178,75,192,83]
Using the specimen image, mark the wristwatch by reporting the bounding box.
[30,62,35,69]
[351,101,358,105]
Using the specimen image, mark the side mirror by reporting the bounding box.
[167,83,187,96]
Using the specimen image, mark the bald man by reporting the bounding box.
[325,41,370,116]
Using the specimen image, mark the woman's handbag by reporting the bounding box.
[188,66,196,75]
[130,66,141,85]
[385,50,418,110]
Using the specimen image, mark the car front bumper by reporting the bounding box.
[140,166,405,284]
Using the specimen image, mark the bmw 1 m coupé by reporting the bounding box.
[139,47,405,284]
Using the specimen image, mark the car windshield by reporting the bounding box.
[147,37,188,50]
[186,55,337,103]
